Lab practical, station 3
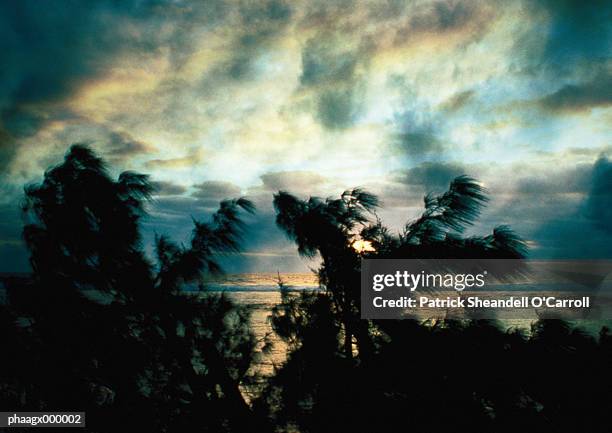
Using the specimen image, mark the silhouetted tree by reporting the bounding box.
[272,177,526,360]
[274,188,379,358]
[1,145,266,433]
[260,177,612,433]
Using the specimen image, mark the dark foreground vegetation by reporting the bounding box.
[1,145,611,433]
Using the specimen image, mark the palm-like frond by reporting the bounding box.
[273,188,379,257]
[156,198,256,288]
[118,171,154,216]
[404,176,488,244]
[273,191,308,242]
[64,143,106,172]
[274,191,322,257]
[209,198,256,253]
[487,225,528,258]
[21,144,153,288]
[425,175,488,230]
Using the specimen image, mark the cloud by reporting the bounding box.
[0,0,229,170]
[584,155,612,233]
[390,104,448,158]
[0,127,17,174]
[529,0,612,69]
[151,181,187,196]
[399,162,467,189]
[408,0,482,33]
[150,197,205,219]
[222,0,292,81]
[538,75,612,113]
[441,89,476,112]
[298,33,369,130]
[514,164,592,195]
[300,36,362,87]
[259,170,328,192]
[106,131,156,159]
[144,148,204,170]
[317,88,364,130]
[143,196,211,246]
[375,162,468,216]
[1,0,610,272]
[191,180,242,207]
[393,127,445,158]
[144,192,312,273]
[479,156,612,259]
[0,1,158,133]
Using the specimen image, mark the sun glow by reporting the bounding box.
[352,239,376,253]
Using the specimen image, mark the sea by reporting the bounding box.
[199,273,319,401]
[201,273,319,375]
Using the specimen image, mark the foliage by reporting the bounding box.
[1,145,265,433]
[260,174,612,433]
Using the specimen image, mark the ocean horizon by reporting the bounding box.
[199,272,320,292]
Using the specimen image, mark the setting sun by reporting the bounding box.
[352,239,376,253]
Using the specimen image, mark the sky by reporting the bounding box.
[0,0,611,273]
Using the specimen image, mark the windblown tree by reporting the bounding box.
[272,176,527,360]
[274,188,380,358]
[262,177,612,433]
[1,145,265,433]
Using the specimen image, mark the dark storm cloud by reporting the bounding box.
[150,181,246,237]
[584,156,612,234]
[299,34,369,130]
[316,88,363,130]
[222,0,292,81]
[482,156,612,259]
[144,194,308,273]
[217,209,308,273]
[143,196,215,251]
[517,0,612,84]
[0,0,228,168]
[191,180,242,207]
[151,181,188,196]
[106,131,155,159]
[300,38,361,86]
[259,170,328,192]
[0,127,17,174]
[0,0,143,172]
[146,196,218,242]
[529,0,612,70]
[0,107,47,139]
[398,162,467,190]
[393,126,445,157]
[515,164,592,195]
[408,0,480,32]
[0,1,154,117]
[380,161,468,211]
[390,106,447,158]
[538,74,612,113]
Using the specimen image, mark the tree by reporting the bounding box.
[273,176,527,360]
[263,177,612,433]
[273,188,379,358]
[2,144,265,433]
